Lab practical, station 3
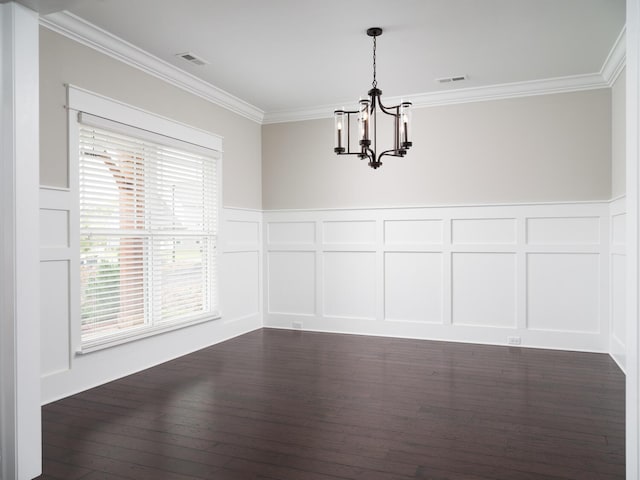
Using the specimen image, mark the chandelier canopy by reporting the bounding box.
[334,27,412,170]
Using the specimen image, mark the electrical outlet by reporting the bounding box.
[507,336,521,346]
[292,321,303,330]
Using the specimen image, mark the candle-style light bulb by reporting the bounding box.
[402,114,408,143]
[400,102,412,149]
[334,109,346,153]
[359,99,370,145]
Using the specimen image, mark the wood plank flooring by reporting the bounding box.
[37,328,625,480]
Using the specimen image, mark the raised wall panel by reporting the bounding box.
[527,217,600,245]
[451,218,516,244]
[263,202,609,352]
[384,252,442,322]
[268,222,315,245]
[612,214,626,246]
[40,209,69,248]
[323,252,376,319]
[384,220,443,245]
[40,261,70,376]
[226,220,259,246]
[221,251,260,320]
[527,253,600,333]
[323,221,376,245]
[452,253,516,327]
[268,251,315,315]
[611,253,626,344]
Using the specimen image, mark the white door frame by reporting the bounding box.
[627,0,640,477]
[0,2,41,479]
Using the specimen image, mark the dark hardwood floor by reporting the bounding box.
[37,328,625,480]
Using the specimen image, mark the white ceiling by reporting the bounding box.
[28,0,625,121]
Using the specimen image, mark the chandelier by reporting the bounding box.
[333,27,412,169]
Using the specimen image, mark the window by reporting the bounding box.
[70,89,221,351]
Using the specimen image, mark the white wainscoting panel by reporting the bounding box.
[609,196,626,371]
[221,251,260,321]
[527,216,600,245]
[611,254,626,345]
[40,260,70,377]
[40,209,68,248]
[527,253,600,333]
[40,192,263,404]
[384,219,443,245]
[323,252,376,319]
[452,252,517,327]
[451,218,516,244]
[384,252,443,323]
[264,201,610,353]
[226,219,260,246]
[323,220,376,245]
[268,251,315,315]
[268,221,316,245]
[612,214,626,246]
[40,188,73,379]
[221,209,263,324]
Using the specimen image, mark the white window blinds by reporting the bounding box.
[78,113,219,348]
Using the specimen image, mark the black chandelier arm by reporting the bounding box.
[368,89,401,118]
[379,149,406,159]
[335,145,373,157]
[379,149,400,157]
[363,147,375,161]
[335,151,372,158]
[375,99,401,117]
[337,149,404,168]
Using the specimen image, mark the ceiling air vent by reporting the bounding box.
[436,74,468,84]
[176,52,209,66]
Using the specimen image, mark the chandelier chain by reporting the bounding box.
[372,35,377,89]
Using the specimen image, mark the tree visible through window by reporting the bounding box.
[78,120,218,346]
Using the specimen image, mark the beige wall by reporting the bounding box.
[40,25,614,211]
[40,28,262,209]
[262,89,612,209]
[611,67,626,198]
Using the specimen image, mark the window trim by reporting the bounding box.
[68,85,223,354]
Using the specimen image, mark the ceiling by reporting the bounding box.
[24,0,626,122]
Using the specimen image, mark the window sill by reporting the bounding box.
[76,313,221,355]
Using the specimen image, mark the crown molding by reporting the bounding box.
[263,104,342,124]
[263,73,610,124]
[264,25,628,124]
[399,73,610,108]
[41,11,626,126]
[39,11,265,124]
[601,26,626,86]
